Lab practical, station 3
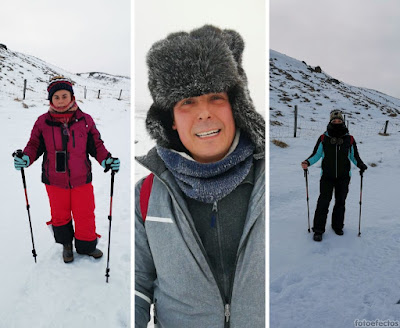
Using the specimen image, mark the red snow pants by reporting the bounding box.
[46,183,97,242]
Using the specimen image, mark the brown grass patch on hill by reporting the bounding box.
[271,139,289,148]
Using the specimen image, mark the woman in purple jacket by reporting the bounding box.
[13,76,120,263]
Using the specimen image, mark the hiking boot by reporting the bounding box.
[88,248,103,259]
[333,228,344,236]
[313,233,323,242]
[63,244,74,263]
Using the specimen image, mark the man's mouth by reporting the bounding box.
[195,129,221,138]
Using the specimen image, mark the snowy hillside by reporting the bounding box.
[270,49,400,138]
[270,50,400,327]
[0,46,129,101]
[0,47,130,327]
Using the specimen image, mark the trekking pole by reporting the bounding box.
[12,150,37,263]
[358,171,364,237]
[105,170,115,283]
[304,169,311,233]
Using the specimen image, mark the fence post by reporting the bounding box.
[97,90,101,99]
[23,79,27,100]
[118,89,122,100]
[84,86,87,99]
[384,120,389,134]
[294,105,298,138]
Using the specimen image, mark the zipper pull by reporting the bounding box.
[225,304,231,323]
[211,201,218,227]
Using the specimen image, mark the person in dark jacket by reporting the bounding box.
[135,25,265,327]
[301,110,367,241]
[13,76,120,263]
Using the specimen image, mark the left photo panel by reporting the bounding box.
[0,0,131,327]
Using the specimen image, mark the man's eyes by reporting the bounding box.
[182,99,194,105]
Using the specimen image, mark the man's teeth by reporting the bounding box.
[196,129,220,137]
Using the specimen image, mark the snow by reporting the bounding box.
[270,50,400,327]
[0,48,131,327]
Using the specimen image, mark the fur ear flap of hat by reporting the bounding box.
[47,76,74,101]
[145,24,265,156]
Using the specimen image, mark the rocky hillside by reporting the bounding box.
[270,50,400,137]
[0,46,130,100]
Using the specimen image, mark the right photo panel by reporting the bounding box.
[270,0,400,327]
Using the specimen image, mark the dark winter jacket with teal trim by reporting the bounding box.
[23,108,110,189]
[135,147,265,328]
[305,129,366,179]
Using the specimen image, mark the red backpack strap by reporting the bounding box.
[320,134,325,142]
[140,173,154,222]
[350,135,354,145]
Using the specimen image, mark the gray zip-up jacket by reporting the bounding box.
[135,148,265,328]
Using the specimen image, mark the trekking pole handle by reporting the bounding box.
[12,149,28,190]
[12,149,24,159]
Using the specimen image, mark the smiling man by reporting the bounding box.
[172,92,236,163]
[135,25,265,328]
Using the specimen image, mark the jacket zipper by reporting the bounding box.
[211,201,217,227]
[224,304,231,324]
[335,145,338,178]
[153,299,158,327]
[72,130,75,148]
[224,230,252,327]
[61,124,72,188]
[213,200,230,314]
[212,200,232,326]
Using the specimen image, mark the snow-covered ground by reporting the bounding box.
[0,48,131,327]
[270,50,400,327]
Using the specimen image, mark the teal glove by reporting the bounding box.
[101,157,120,173]
[14,154,30,170]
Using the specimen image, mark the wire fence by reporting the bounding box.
[17,78,130,101]
[270,117,399,139]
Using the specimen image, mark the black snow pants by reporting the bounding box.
[312,175,350,234]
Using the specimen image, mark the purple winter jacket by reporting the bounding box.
[23,108,110,189]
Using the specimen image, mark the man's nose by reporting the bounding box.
[197,101,212,120]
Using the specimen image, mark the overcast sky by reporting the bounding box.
[1,0,130,77]
[134,0,266,114]
[270,0,400,99]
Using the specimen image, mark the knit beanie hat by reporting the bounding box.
[145,25,265,156]
[47,76,74,100]
[329,110,344,122]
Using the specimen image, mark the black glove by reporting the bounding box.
[359,164,367,175]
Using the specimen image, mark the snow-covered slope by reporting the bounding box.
[0,47,130,327]
[270,49,400,138]
[0,46,130,101]
[270,50,400,327]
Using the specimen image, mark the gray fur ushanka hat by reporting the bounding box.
[145,24,265,156]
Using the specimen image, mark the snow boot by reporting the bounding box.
[313,233,323,242]
[332,226,344,235]
[333,229,344,236]
[63,244,74,263]
[88,248,103,259]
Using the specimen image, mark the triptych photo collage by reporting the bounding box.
[2,0,400,327]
